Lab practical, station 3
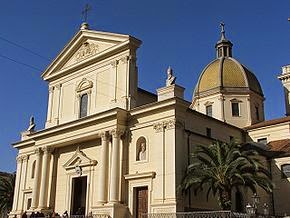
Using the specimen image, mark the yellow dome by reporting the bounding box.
[194,57,263,96]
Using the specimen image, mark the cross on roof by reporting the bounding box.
[82,4,92,23]
[220,22,225,33]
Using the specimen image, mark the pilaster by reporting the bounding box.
[18,155,29,212]
[45,86,54,127]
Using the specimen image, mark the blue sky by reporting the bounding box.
[1,0,290,172]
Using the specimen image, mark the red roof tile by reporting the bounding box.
[244,116,290,130]
[267,139,290,154]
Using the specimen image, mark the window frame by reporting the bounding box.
[79,93,89,118]
[230,99,242,117]
[231,102,240,117]
[76,78,93,119]
[206,127,212,138]
[206,105,213,117]
[281,164,290,178]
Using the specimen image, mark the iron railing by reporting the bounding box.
[142,211,247,218]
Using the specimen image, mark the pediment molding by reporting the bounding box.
[76,78,93,93]
[41,29,141,82]
[63,146,97,170]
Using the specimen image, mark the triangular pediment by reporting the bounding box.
[42,28,141,81]
[63,147,97,170]
[61,39,115,69]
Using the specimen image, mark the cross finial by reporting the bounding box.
[82,4,92,23]
[220,22,226,40]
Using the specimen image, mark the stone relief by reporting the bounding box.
[75,42,99,62]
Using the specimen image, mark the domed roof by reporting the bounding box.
[195,57,263,96]
[194,23,263,97]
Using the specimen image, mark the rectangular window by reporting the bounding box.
[230,136,234,142]
[206,128,212,138]
[27,198,32,210]
[206,105,213,117]
[257,138,267,144]
[282,164,290,178]
[255,106,260,121]
[231,102,240,117]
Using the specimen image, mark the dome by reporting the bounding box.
[194,57,263,96]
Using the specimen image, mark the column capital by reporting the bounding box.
[48,86,54,93]
[42,146,53,154]
[55,84,62,90]
[110,60,119,67]
[35,147,42,155]
[22,154,29,161]
[110,128,125,138]
[100,131,109,141]
[16,155,23,163]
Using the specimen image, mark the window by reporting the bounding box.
[230,136,234,142]
[79,93,88,118]
[281,164,290,178]
[27,198,32,210]
[231,102,240,117]
[206,105,213,117]
[255,106,259,121]
[206,128,212,138]
[31,160,36,179]
[257,138,267,145]
[76,78,93,119]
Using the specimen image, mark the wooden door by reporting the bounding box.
[135,187,148,218]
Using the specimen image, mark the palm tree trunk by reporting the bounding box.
[218,189,232,210]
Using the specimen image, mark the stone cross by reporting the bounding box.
[82,4,92,23]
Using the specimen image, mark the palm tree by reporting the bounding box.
[180,141,273,210]
[0,173,16,213]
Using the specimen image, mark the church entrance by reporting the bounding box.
[71,176,87,215]
[134,186,148,218]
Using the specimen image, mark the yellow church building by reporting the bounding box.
[9,22,290,217]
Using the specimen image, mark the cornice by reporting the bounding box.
[13,108,127,148]
[130,97,190,117]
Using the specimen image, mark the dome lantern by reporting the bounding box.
[215,22,233,58]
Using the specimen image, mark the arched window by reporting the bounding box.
[31,160,36,179]
[136,137,147,161]
[76,78,93,119]
[79,93,88,118]
[281,164,290,178]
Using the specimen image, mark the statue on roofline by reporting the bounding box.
[166,66,176,86]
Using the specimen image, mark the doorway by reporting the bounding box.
[134,186,148,218]
[71,176,87,215]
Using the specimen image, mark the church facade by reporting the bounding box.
[9,23,290,217]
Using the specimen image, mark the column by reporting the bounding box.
[38,146,52,209]
[19,155,29,211]
[109,129,123,203]
[31,148,42,209]
[12,156,23,212]
[97,132,109,204]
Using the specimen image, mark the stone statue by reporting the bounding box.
[27,116,36,132]
[166,66,176,86]
[138,142,146,161]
